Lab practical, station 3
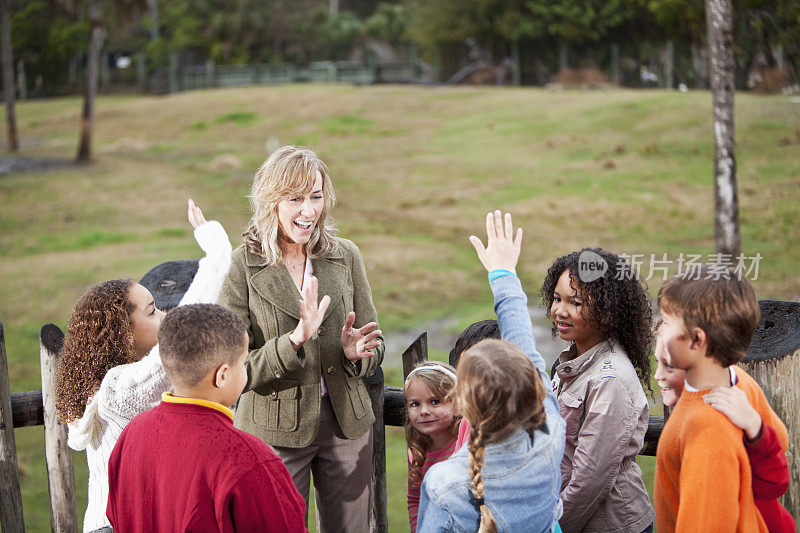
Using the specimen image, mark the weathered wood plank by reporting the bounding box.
[0,320,26,531]
[364,366,388,533]
[39,324,76,533]
[10,390,44,428]
[401,332,428,380]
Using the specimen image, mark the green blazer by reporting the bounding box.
[219,237,384,448]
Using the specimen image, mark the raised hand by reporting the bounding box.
[341,311,382,363]
[703,386,763,441]
[469,210,523,274]
[188,198,207,229]
[289,276,331,350]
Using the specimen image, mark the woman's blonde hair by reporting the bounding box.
[457,339,548,533]
[242,145,337,264]
[404,361,461,487]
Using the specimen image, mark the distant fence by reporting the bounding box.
[108,54,436,95]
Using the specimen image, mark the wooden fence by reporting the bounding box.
[1,263,797,531]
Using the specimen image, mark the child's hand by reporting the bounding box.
[289,276,331,350]
[188,199,207,229]
[341,312,382,363]
[469,210,523,274]
[703,386,763,441]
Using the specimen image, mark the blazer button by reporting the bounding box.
[269,390,277,399]
[274,371,282,378]
[326,366,335,375]
[563,366,572,373]
[317,326,325,336]
[368,370,375,377]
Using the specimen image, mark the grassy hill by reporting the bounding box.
[1,84,798,531]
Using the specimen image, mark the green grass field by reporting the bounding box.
[1,84,798,531]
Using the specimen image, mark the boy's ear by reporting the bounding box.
[213,363,230,389]
[689,327,707,352]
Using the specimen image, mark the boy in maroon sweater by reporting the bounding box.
[107,304,306,533]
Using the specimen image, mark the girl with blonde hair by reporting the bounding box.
[417,211,565,533]
[220,145,383,532]
[404,361,461,531]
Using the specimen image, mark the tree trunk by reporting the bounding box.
[706,0,741,257]
[0,0,18,152]
[76,0,104,162]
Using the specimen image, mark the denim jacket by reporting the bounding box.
[417,275,566,533]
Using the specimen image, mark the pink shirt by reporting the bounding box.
[407,437,457,531]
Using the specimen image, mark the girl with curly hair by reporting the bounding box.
[541,248,655,533]
[418,211,565,533]
[56,200,232,533]
[404,361,460,531]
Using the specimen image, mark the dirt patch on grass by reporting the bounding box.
[0,156,74,176]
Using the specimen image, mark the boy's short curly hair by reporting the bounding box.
[658,266,759,366]
[158,304,247,387]
[540,248,654,394]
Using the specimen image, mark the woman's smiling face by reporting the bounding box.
[277,171,324,246]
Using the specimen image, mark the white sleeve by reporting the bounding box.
[178,220,232,306]
[96,349,170,425]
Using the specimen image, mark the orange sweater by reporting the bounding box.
[654,373,769,533]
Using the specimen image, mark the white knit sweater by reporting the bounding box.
[67,220,232,532]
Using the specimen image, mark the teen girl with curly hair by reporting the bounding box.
[404,361,461,531]
[56,201,232,533]
[541,248,655,533]
[418,211,565,533]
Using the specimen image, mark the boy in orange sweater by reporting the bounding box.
[654,266,776,532]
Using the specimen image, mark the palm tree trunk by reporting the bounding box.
[76,0,104,162]
[706,0,740,257]
[1,0,18,152]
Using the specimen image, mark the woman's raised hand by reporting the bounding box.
[187,199,207,229]
[469,210,523,274]
[289,276,331,351]
[341,312,382,364]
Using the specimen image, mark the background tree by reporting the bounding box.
[1,0,17,151]
[706,0,740,256]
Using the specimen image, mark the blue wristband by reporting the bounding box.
[488,269,516,282]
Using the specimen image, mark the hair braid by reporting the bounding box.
[468,425,496,533]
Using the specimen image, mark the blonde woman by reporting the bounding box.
[220,146,383,532]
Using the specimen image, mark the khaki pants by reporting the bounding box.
[273,395,373,533]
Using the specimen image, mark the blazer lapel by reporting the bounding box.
[250,262,303,320]
[312,254,346,322]
[247,245,347,322]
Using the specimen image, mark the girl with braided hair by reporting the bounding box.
[417,211,565,532]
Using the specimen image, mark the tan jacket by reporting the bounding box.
[552,340,655,533]
[219,237,383,448]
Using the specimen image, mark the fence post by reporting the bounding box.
[739,300,800,520]
[401,332,428,381]
[205,59,215,88]
[169,52,178,93]
[39,324,76,533]
[511,41,521,86]
[136,53,146,93]
[611,43,620,85]
[0,321,26,532]
[100,49,110,92]
[664,40,675,89]
[559,41,569,71]
[366,367,388,533]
